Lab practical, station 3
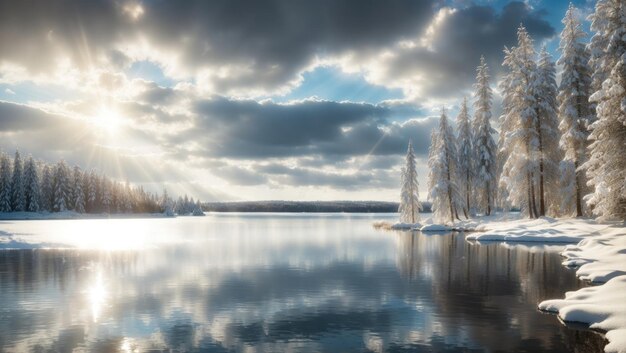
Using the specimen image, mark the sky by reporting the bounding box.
[0,0,595,201]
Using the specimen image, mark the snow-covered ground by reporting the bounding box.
[379,214,626,352]
[466,216,626,353]
[537,225,626,353]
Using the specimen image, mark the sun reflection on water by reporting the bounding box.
[87,269,107,322]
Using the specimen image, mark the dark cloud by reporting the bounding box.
[179,97,436,162]
[0,0,436,94]
[376,1,556,98]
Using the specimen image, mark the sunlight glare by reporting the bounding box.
[87,269,108,322]
[93,106,124,134]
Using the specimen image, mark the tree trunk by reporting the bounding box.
[464,169,470,219]
[530,173,538,219]
[486,180,491,216]
[574,159,582,217]
[411,192,415,224]
[533,109,546,216]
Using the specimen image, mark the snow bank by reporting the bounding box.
[463,216,626,352]
[466,217,611,243]
[535,224,626,353]
[419,224,452,232]
[539,276,626,353]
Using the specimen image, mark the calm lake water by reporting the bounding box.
[0,213,606,352]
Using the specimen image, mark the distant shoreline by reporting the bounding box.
[202,201,432,213]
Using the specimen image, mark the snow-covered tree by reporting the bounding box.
[472,56,498,216]
[428,109,463,223]
[86,170,97,212]
[398,140,422,223]
[455,97,472,218]
[500,25,541,218]
[583,0,626,221]
[72,166,85,213]
[533,47,562,216]
[23,157,40,212]
[101,177,112,213]
[10,150,25,212]
[52,161,70,212]
[557,4,594,217]
[40,165,53,212]
[0,153,12,212]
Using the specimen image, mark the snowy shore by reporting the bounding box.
[467,216,626,353]
[380,215,626,352]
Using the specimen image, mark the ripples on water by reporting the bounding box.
[0,213,606,352]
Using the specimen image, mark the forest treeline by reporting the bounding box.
[0,151,200,215]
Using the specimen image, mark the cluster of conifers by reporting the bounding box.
[400,2,625,223]
[0,150,166,214]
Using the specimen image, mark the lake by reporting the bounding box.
[0,213,606,352]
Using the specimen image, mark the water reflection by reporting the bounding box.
[0,214,606,352]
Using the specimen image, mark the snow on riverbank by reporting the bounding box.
[379,214,626,352]
[463,216,626,353]
[537,225,626,353]
[466,216,614,243]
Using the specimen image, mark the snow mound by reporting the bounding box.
[539,275,626,353]
[559,226,626,283]
[420,224,452,232]
[372,221,422,230]
[392,222,422,230]
[466,217,609,243]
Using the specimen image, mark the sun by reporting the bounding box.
[93,106,124,134]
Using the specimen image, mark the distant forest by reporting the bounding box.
[203,201,433,213]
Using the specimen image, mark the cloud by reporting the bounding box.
[0,0,436,95]
[178,97,436,161]
[346,1,556,101]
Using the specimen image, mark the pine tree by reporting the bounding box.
[533,47,562,216]
[23,157,40,212]
[583,0,626,221]
[428,108,463,223]
[500,25,540,219]
[87,171,98,212]
[52,161,73,212]
[557,4,594,217]
[0,153,12,212]
[10,150,25,212]
[472,56,498,216]
[72,166,85,213]
[40,165,53,212]
[456,97,472,218]
[398,140,422,223]
[101,177,112,213]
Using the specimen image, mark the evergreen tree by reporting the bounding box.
[456,97,472,218]
[533,47,562,216]
[72,166,85,213]
[500,25,540,218]
[10,150,25,212]
[23,157,40,212]
[87,171,98,212]
[428,109,463,223]
[473,56,498,216]
[0,153,12,212]
[101,177,112,213]
[557,3,594,217]
[52,161,70,212]
[40,165,53,212]
[583,0,626,220]
[398,140,422,223]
